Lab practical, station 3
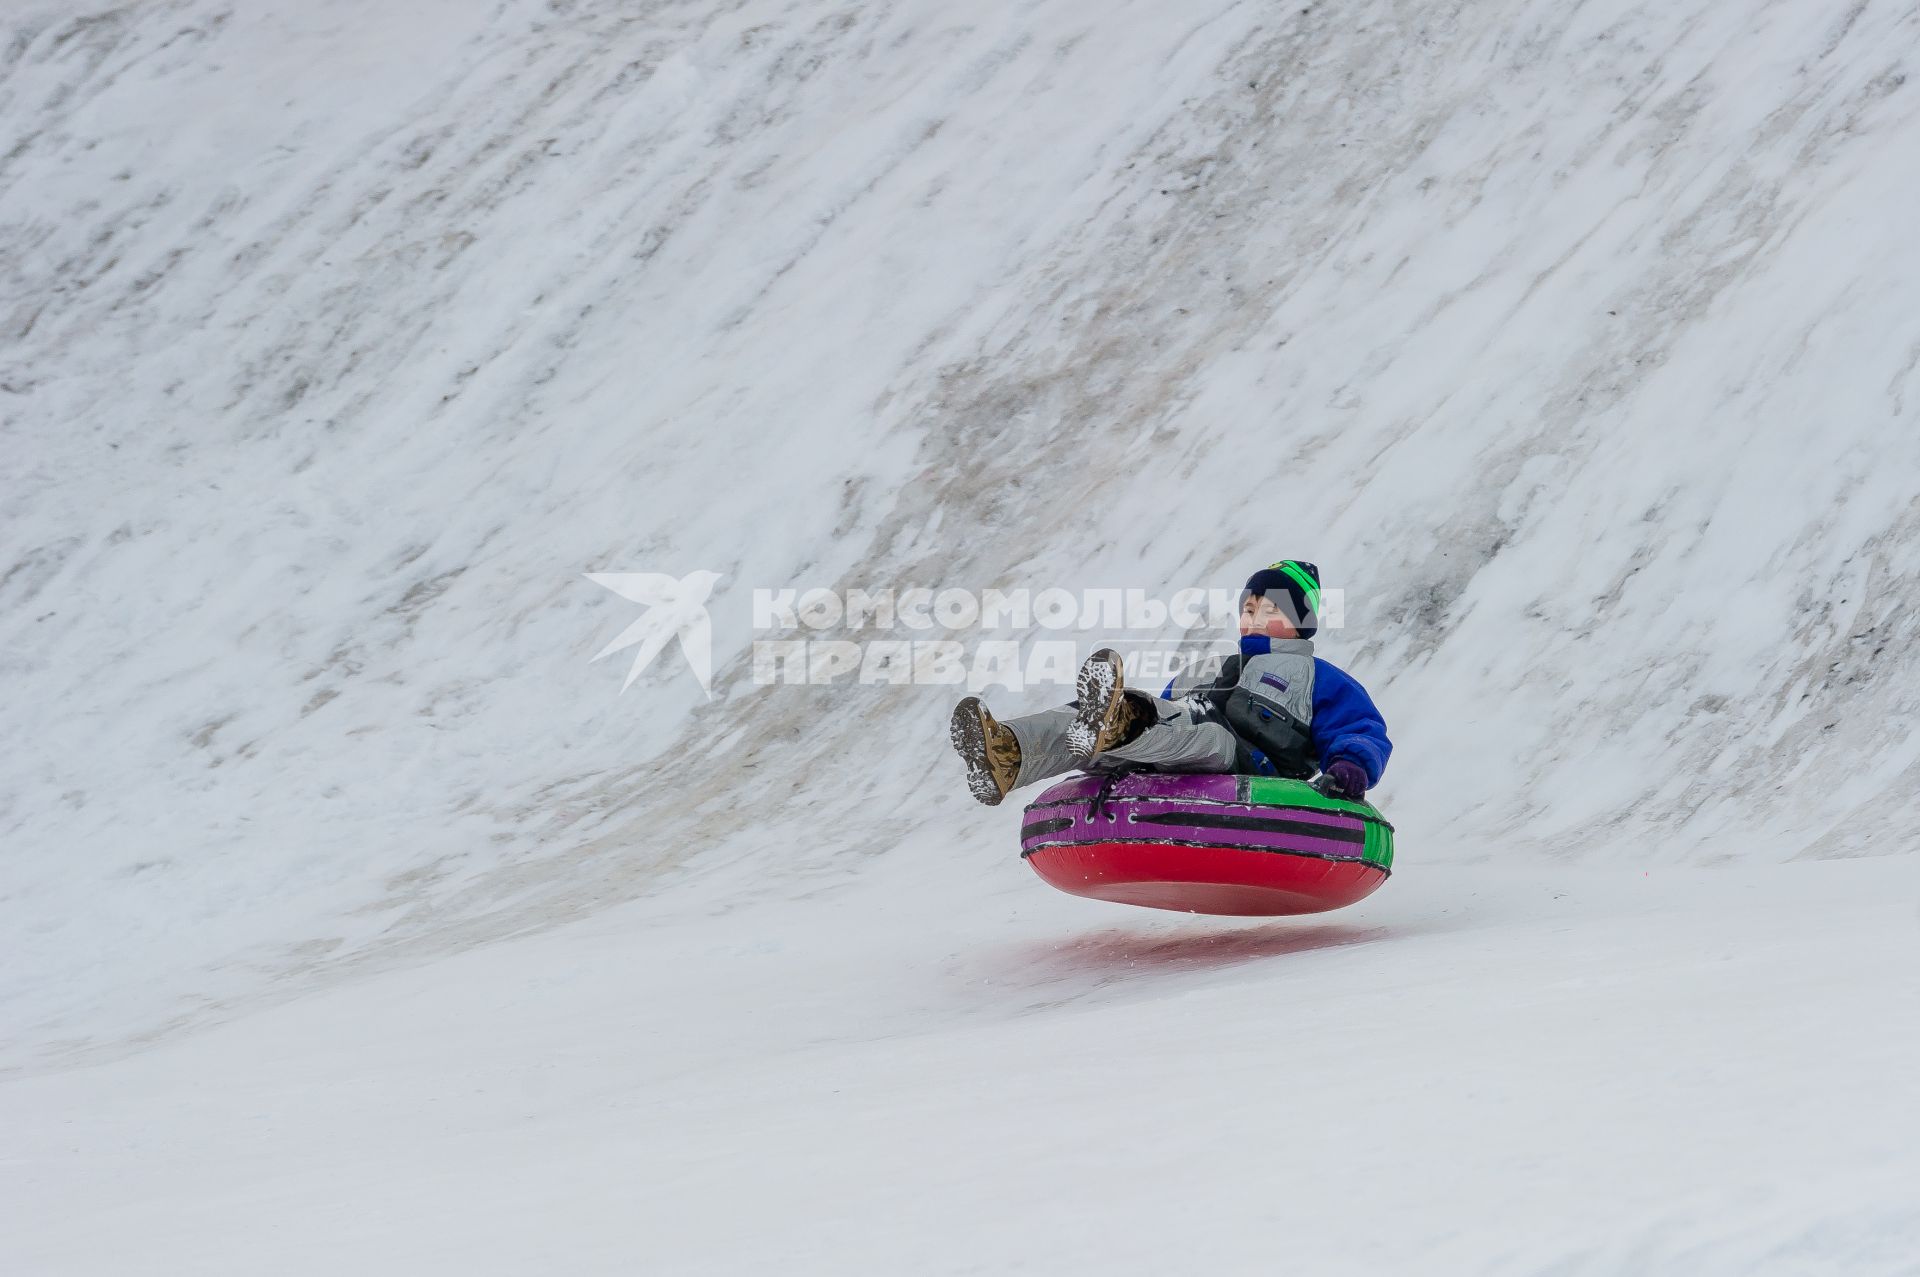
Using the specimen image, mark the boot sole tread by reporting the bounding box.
[949,696,1007,806]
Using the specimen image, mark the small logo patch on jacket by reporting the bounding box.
[1259,672,1289,692]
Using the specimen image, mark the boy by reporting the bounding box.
[949,560,1391,804]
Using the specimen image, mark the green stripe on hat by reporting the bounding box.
[1272,560,1322,616]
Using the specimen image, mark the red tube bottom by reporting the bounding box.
[1025,841,1387,917]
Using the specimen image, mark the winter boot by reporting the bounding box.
[950,695,1023,806]
[1065,648,1152,763]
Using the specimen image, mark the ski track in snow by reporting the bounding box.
[3,0,1919,1270]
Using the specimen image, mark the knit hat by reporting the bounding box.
[1242,559,1322,639]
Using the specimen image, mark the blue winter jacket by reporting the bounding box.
[1161,655,1392,787]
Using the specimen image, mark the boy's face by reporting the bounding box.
[1239,592,1299,640]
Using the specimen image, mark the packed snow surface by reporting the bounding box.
[3,0,1918,1271]
[9,854,1920,1274]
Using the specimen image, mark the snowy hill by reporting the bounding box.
[4,0,1919,1270]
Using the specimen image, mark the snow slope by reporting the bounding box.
[7,853,1918,1273]
[3,0,1920,1269]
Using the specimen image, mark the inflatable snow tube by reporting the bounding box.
[1020,772,1394,917]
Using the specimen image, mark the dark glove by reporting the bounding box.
[1314,758,1368,800]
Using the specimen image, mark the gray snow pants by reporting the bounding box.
[1004,694,1239,791]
